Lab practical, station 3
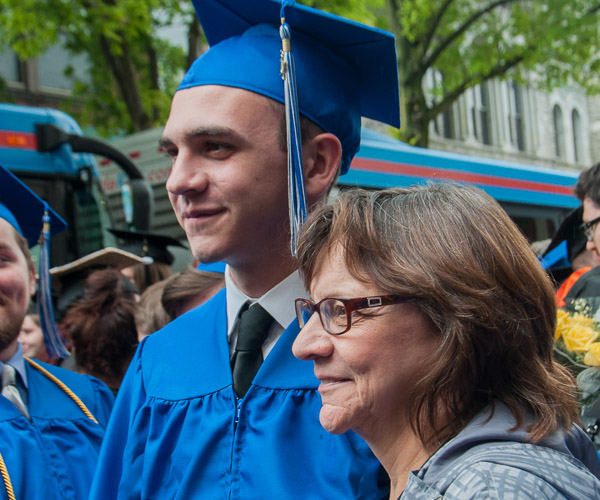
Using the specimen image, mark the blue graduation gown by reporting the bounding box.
[0,361,114,500]
[90,289,387,499]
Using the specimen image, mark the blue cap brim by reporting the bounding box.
[0,165,67,247]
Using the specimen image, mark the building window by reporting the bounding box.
[572,109,583,163]
[553,105,565,158]
[0,48,21,83]
[429,69,458,140]
[507,81,525,151]
[471,83,491,145]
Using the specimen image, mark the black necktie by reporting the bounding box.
[2,364,29,420]
[231,303,274,398]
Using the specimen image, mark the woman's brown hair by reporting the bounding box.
[60,269,138,389]
[297,183,579,448]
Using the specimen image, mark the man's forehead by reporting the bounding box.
[163,86,281,141]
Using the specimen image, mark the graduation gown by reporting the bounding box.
[90,289,386,499]
[0,360,114,500]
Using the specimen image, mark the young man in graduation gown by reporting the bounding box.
[90,1,400,498]
[0,165,114,500]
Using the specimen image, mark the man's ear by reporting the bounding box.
[302,133,342,205]
[28,260,37,298]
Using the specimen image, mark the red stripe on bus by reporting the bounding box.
[351,157,574,196]
[0,131,37,150]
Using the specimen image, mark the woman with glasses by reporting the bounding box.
[292,183,600,499]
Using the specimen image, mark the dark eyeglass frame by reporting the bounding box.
[295,295,413,335]
[581,215,600,242]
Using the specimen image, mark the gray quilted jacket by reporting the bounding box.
[401,402,600,499]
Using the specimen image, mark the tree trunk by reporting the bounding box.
[99,34,152,132]
[146,38,161,123]
[186,16,202,70]
[399,80,430,147]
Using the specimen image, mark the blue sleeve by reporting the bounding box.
[89,343,147,500]
[87,375,115,428]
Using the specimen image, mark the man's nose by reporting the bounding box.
[166,151,209,196]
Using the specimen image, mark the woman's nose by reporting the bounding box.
[292,313,333,361]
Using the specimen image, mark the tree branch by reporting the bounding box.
[427,53,524,119]
[418,0,458,64]
[423,0,518,70]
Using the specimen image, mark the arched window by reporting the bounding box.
[471,83,491,145]
[572,109,583,163]
[553,105,565,158]
[429,69,458,139]
[507,81,525,151]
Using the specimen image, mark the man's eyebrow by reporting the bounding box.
[159,127,246,150]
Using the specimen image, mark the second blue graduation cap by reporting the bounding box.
[0,164,68,358]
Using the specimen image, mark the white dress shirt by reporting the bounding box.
[225,266,308,358]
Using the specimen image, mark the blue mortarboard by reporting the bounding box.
[196,261,226,274]
[0,166,67,247]
[0,164,69,358]
[180,0,400,255]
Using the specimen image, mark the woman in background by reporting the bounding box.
[60,269,138,394]
[18,313,56,364]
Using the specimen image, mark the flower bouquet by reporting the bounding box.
[555,299,600,409]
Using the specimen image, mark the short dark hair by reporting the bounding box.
[268,99,341,192]
[297,183,579,449]
[574,162,600,203]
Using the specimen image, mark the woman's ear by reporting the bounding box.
[302,133,342,205]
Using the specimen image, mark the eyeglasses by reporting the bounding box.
[581,215,600,241]
[295,295,413,335]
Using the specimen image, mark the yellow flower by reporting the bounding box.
[584,343,600,367]
[556,309,571,340]
[562,323,599,354]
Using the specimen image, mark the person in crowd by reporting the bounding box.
[18,313,57,364]
[89,0,400,498]
[564,162,600,303]
[134,278,171,342]
[292,183,600,499]
[0,164,114,499]
[50,247,142,371]
[60,269,139,394]
[108,228,188,293]
[161,267,224,320]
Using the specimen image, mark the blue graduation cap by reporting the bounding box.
[0,164,69,358]
[180,0,400,254]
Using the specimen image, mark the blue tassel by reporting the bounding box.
[280,16,307,256]
[38,204,69,359]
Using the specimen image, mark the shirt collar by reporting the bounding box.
[225,266,308,337]
[0,343,28,388]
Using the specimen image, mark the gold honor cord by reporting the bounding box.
[0,452,15,500]
[0,357,100,499]
[24,357,99,424]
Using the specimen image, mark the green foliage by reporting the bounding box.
[385,0,600,145]
[0,0,190,136]
[1,0,598,143]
